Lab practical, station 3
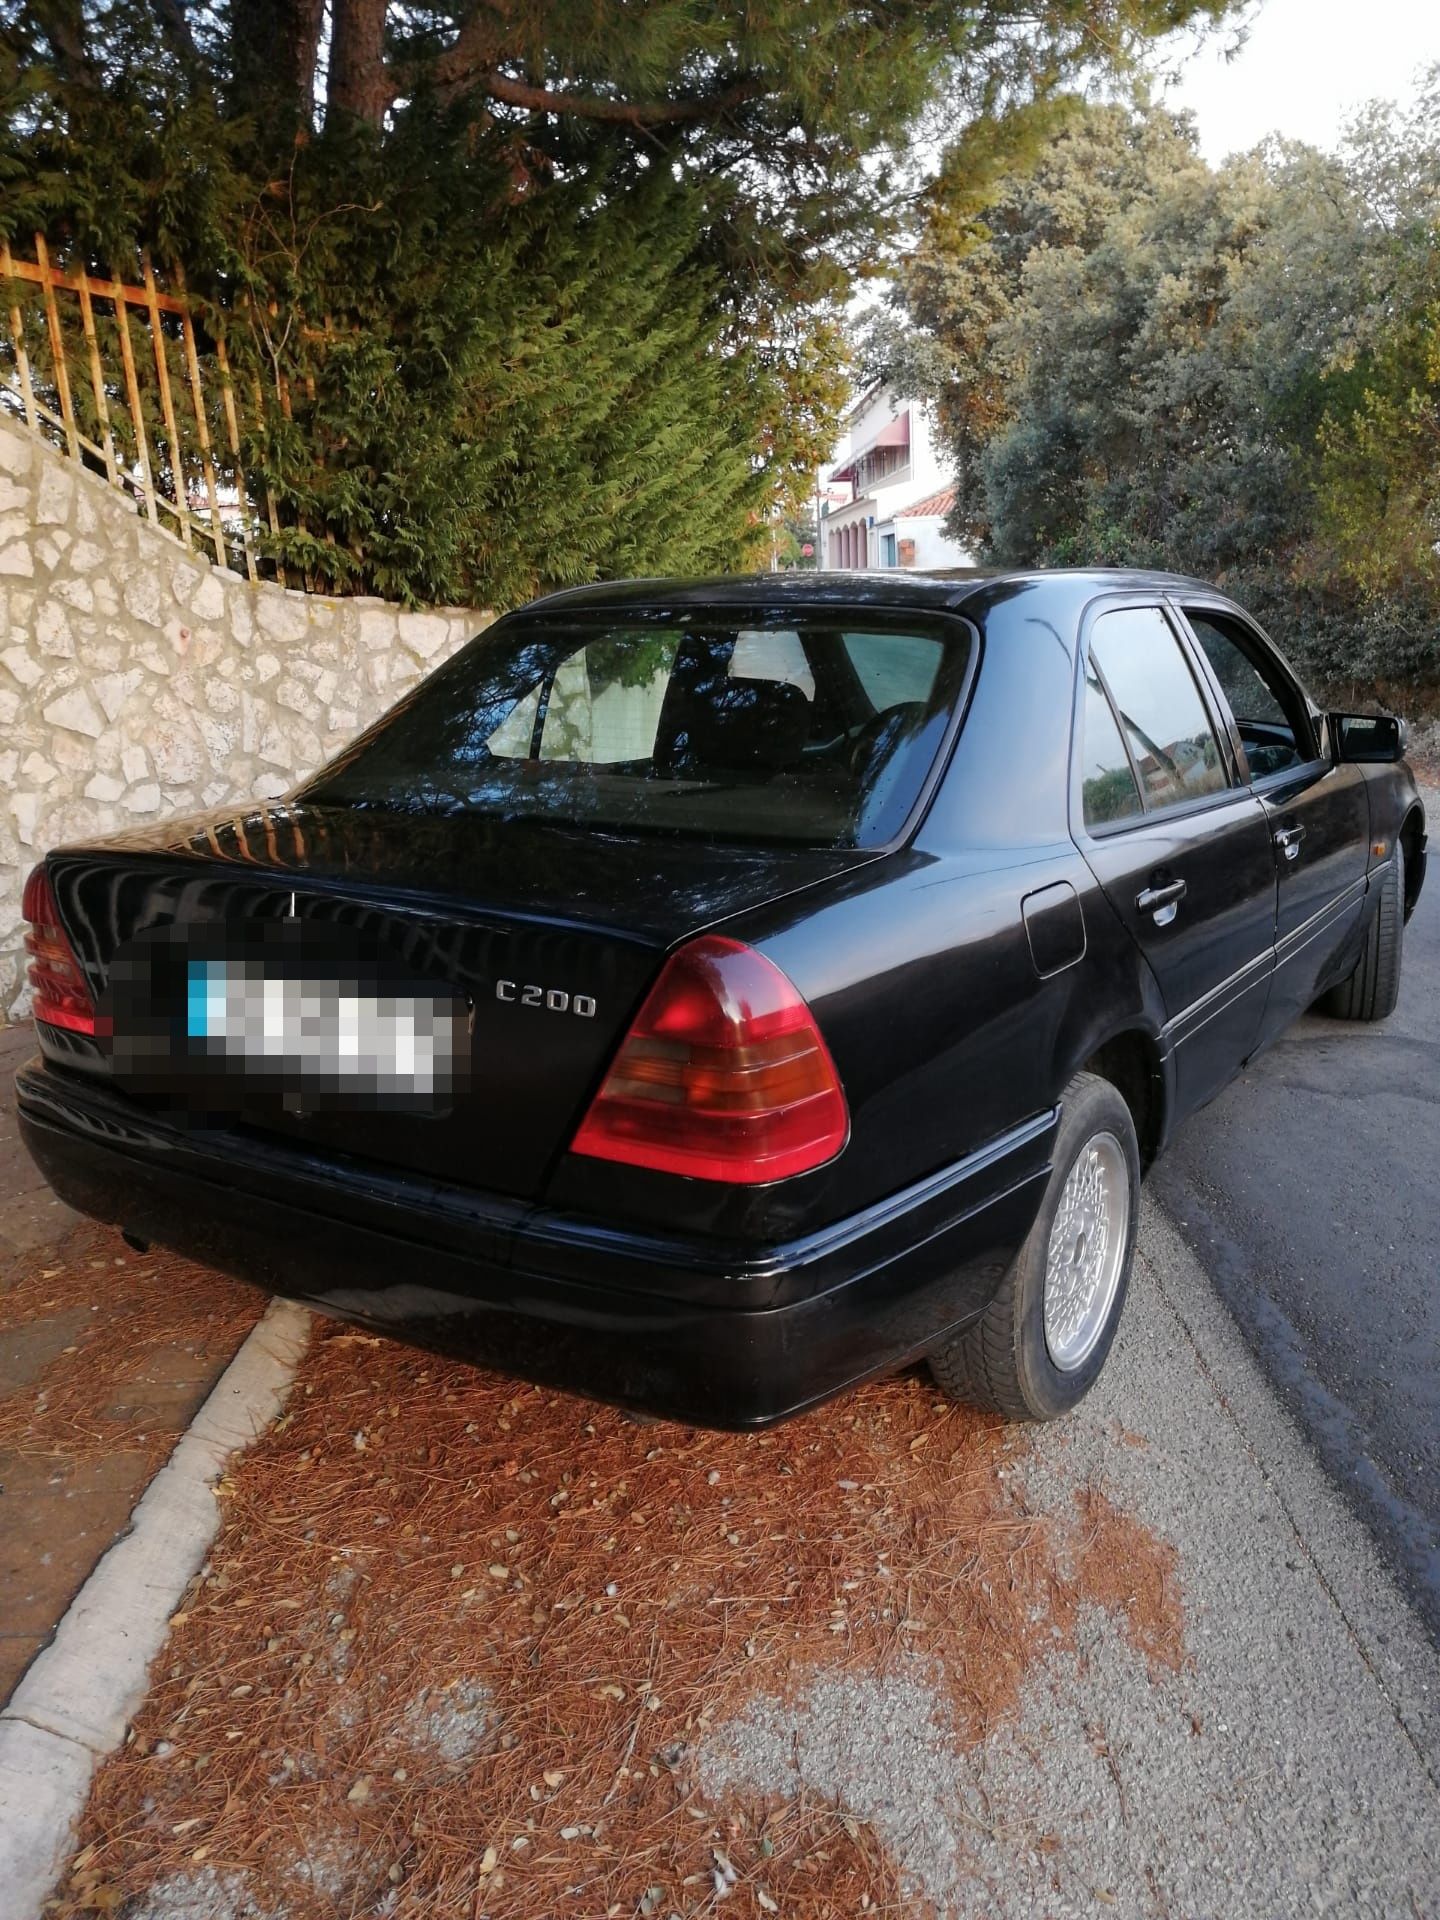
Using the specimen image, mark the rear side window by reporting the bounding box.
[1089,607,1228,814]
[302,614,973,850]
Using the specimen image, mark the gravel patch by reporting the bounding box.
[702,1667,979,1906]
[285,1825,363,1902]
[397,1677,498,1766]
[700,1202,1440,1918]
[122,1867,270,1920]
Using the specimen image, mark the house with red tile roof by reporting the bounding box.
[821,387,972,573]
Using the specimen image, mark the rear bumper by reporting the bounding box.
[15,1061,1054,1428]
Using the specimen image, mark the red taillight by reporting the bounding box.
[22,865,97,1035]
[571,935,848,1183]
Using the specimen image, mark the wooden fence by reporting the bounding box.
[0,235,272,583]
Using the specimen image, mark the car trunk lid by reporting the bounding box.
[44,801,870,1199]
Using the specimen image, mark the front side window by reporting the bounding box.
[1089,607,1228,814]
[301,614,973,850]
[1183,610,1312,779]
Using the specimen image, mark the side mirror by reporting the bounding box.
[1330,712,1408,764]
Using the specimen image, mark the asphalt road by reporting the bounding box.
[1152,786,1440,1643]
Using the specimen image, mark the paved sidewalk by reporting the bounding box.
[705,1197,1440,1916]
[0,1023,263,1704]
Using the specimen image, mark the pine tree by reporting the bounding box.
[2,0,1244,605]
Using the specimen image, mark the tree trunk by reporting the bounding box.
[32,0,94,82]
[285,0,326,115]
[328,0,394,126]
[229,0,327,132]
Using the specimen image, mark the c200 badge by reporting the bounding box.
[494,979,597,1018]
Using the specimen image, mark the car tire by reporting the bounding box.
[1322,840,1404,1023]
[929,1071,1140,1422]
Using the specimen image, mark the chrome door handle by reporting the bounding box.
[1274,824,1306,861]
[1136,878,1187,916]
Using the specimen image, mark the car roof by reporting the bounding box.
[518,567,1227,621]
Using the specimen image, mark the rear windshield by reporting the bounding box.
[299,612,975,849]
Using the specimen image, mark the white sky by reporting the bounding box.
[1160,0,1438,162]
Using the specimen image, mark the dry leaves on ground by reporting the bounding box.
[56,1309,1183,1920]
[0,1222,262,1472]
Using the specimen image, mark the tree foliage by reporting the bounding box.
[1,0,1241,604]
[874,85,1440,687]
[1312,83,1440,623]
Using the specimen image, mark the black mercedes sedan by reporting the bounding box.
[16,571,1428,1427]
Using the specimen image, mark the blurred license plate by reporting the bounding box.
[107,920,470,1117]
[186,960,459,1099]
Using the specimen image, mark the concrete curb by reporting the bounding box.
[0,1298,312,1920]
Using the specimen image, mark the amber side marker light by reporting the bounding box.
[22,864,98,1035]
[571,934,849,1184]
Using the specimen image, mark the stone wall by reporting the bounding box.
[0,412,490,1018]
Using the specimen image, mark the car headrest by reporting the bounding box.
[660,677,810,774]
